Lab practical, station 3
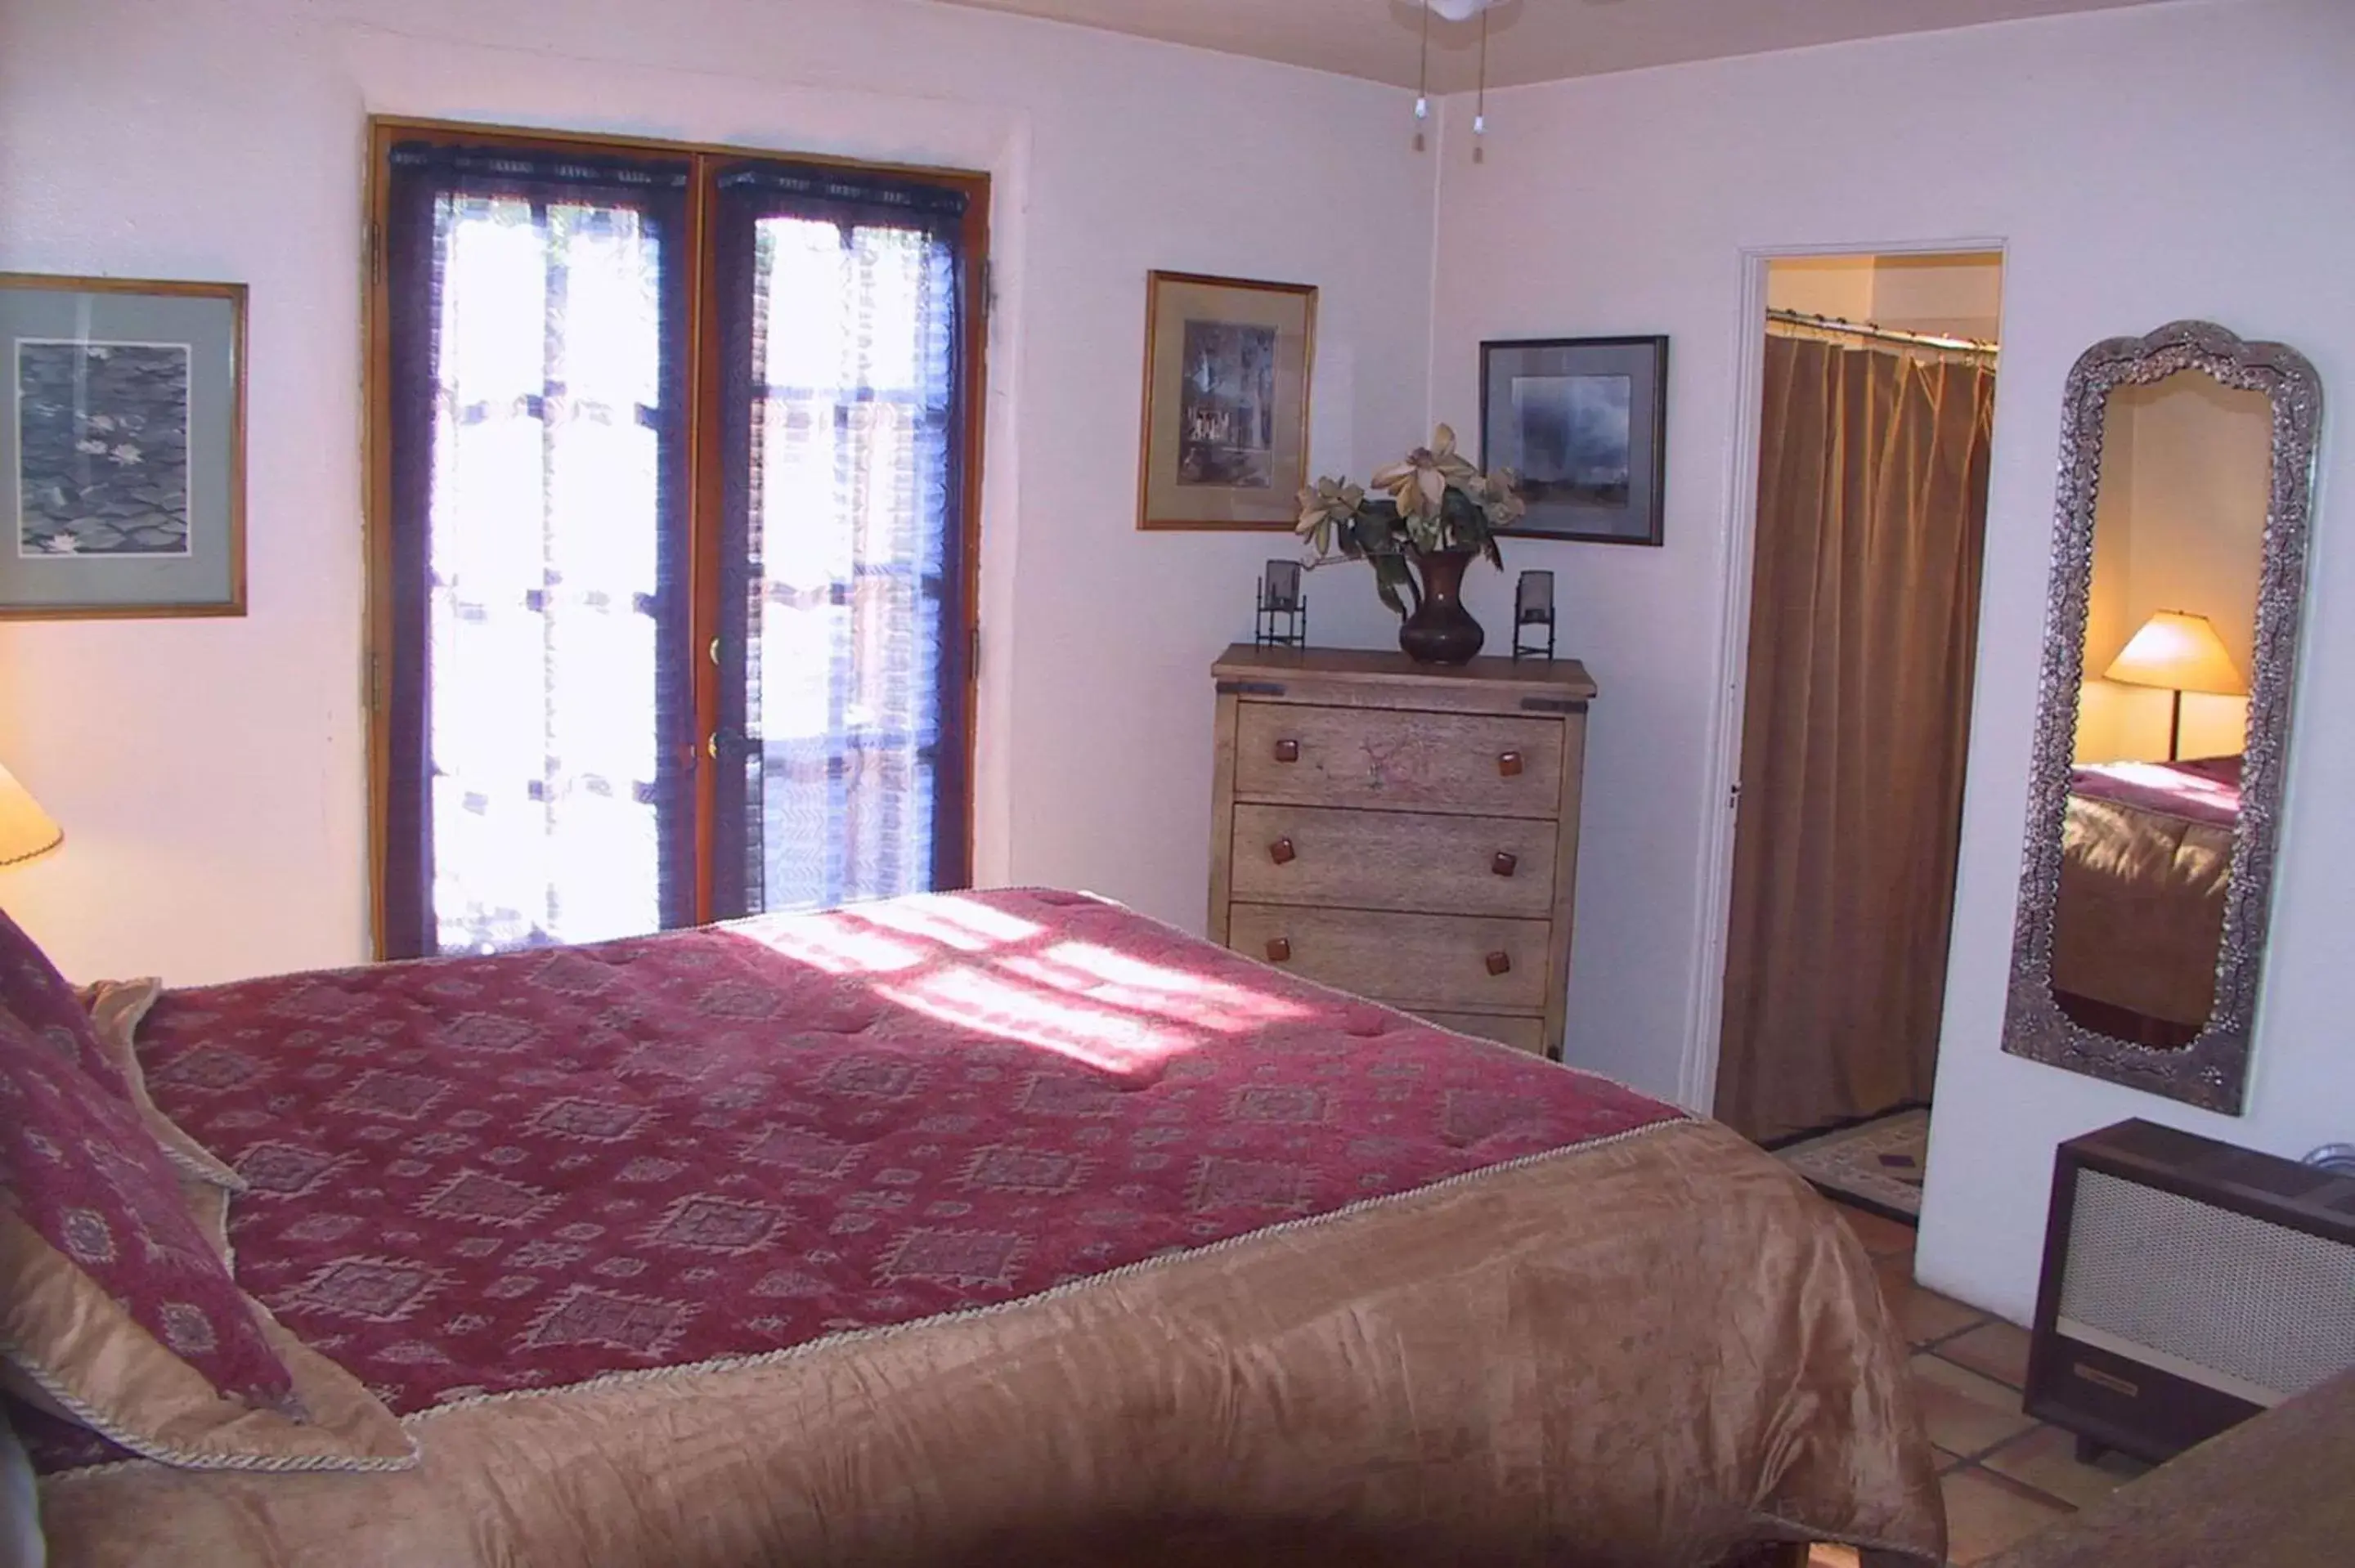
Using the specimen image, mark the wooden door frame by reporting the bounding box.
[1676,237,2008,1115]
[361,115,990,956]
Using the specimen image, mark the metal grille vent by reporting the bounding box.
[2061,1170,2355,1400]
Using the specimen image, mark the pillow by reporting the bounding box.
[0,902,132,1104]
[74,978,244,1194]
[0,1002,293,1406]
[0,1008,413,1472]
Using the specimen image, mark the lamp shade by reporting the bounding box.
[2104,611,2246,697]
[0,764,62,867]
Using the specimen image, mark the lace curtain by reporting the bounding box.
[711,164,972,918]
[382,145,695,957]
[380,143,974,956]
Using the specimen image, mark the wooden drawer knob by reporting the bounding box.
[1272,737,1300,763]
[1497,750,1524,778]
[1268,836,1297,866]
[1491,851,1518,878]
[1265,936,1293,963]
[1484,950,1513,977]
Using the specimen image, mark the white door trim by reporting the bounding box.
[1675,237,2011,1115]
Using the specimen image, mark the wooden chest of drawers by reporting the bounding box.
[1208,644,1597,1058]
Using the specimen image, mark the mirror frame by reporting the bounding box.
[2003,320,2322,1113]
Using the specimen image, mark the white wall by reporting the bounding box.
[0,0,1431,983]
[1765,252,2003,343]
[2077,372,2270,764]
[1765,254,1877,320]
[1870,254,2004,343]
[1427,0,2355,1321]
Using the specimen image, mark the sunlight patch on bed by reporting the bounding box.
[878,965,1203,1073]
[850,894,1044,952]
[996,941,1309,1034]
[729,916,933,975]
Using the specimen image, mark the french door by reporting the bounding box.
[367,123,986,958]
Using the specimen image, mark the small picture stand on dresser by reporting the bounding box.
[1206,644,1596,1060]
[1512,570,1555,661]
[1254,558,1308,649]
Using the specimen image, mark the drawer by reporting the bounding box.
[1232,702,1563,819]
[1227,903,1552,1011]
[1415,1010,1550,1055]
[1229,804,1557,918]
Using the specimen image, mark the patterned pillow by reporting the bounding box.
[0,1006,294,1409]
[77,977,244,1193]
[0,901,132,1103]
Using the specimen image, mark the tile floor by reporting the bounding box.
[1808,1202,2150,1566]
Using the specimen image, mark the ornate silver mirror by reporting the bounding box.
[2004,321,2321,1113]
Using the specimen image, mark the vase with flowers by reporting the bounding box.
[1294,424,1524,665]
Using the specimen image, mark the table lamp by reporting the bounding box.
[2103,610,2247,762]
[0,763,62,867]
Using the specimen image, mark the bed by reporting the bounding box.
[14,888,1943,1566]
[2051,756,2239,1042]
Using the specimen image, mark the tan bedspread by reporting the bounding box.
[39,1118,1942,1567]
[2052,791,2232,1027]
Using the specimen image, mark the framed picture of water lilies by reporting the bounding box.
[0,273,245,618]
[1136,271,1317,531]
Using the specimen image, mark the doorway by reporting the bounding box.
[1711,251,2003,1221]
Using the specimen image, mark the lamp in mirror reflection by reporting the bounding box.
[2104,609,2246,761]
[0,763,62,867]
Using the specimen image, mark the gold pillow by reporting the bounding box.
[6,983,414,1473]
[73,978,244,1194]
[1,1213,416,1472]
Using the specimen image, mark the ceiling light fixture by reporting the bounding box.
[1413,0,1499,146]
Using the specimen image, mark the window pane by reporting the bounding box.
[739,212,958,912]
[423,194,670,952]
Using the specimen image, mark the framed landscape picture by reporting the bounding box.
[1136,271,1316,531]
[1480,335,1667,546]
[0,273,246,618]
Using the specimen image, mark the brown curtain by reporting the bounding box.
[1716,334,1995,1145]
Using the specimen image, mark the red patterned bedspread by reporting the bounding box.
[30,889,1681,1472]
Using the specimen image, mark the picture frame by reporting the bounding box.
[1480,335,1668,547]
[0,273,247,618]
[1136,271,1317,531]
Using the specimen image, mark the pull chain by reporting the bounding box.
[1415,2,1430,128]
[1474,11,1489,138]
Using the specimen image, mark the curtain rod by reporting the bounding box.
[1766,307,1998,357]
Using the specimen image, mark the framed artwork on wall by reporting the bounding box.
[1480,335,1668,547]
[1136,271,1316,531]
[0,273,246,618]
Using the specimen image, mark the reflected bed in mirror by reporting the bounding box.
[2007,322,2321,1112]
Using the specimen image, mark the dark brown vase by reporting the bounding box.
[1397,547,1485,665]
